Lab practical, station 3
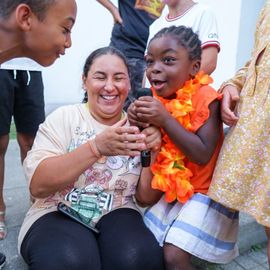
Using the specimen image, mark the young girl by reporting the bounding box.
[129,25,239,269]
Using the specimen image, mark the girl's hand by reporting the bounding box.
[127,102,150,129]
[134,96,170,128]
[95,118,146,157]
[141,126,161,152]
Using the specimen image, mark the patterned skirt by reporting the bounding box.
[144,193,239,264]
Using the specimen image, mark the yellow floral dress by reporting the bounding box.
[208,1,270,227]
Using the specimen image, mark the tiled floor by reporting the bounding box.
[193,242,268,270]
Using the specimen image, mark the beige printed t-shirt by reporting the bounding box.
[18,104,142,250]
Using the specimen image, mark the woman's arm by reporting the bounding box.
[29,119,146,198]
[30,141,100,198]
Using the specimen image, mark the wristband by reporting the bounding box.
[88,138,102,159]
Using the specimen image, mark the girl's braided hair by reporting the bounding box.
[149,25,202,61]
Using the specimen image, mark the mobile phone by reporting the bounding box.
[57,202,100,234]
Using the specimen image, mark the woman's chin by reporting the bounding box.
[100,107,122,118]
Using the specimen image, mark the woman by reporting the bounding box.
[18,47,164,270]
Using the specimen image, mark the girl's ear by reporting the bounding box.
[15,4,33,31]
[190,59,201,77]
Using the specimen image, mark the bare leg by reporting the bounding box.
[0,134,9,213]
[16,132,35,163]
[0,134,9,239]
[164,243,196,270]
[264,227,270,267]
[17,132,36,204]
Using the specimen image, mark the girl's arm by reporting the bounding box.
[135,158,163,207]
[162,100,221,165]
[135,126,163,206]
[134,96,221,165]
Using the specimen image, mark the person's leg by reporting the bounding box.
[265,226,270,267]
[21,211,101,270]
[164,243,195,270]
[13,70,45,163]
[97,208,165,270]
[0,69,15,239]
[0,252,6,269]
[0,135,9,212]
[0,135,9,238]
[124,58,146,111]
[16,133,35,163]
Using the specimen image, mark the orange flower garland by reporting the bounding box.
[151,71,213,203]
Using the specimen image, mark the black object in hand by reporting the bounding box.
[136,88,153,167]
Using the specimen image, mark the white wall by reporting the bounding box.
[43,0,264,109]
[43,0,115,107]
[236,0,265,69]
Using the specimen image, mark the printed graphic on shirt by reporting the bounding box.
[65,184,113,222]
[36,127,141,220]
[135,0,165,17]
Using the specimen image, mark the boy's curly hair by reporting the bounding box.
[0,0,55,21]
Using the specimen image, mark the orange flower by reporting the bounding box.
[151,72,212,203]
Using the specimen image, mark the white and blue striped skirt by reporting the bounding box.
[144,193,239,264]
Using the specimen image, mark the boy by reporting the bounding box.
[0,1,77,267]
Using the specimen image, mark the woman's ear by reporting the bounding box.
[15,4,33,31]
[82,75,87,89]
[190,59,201,77]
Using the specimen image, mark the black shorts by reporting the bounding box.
[0,69,45,136]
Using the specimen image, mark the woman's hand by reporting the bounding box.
[141,126,161,152]
[95,118,146,157]
[221,85,240,126]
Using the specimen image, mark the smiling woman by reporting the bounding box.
[18,46,165,270]
[82,47,130,126]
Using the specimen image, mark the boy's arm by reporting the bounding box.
[201,46,218,75]
[96,0,122,23]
